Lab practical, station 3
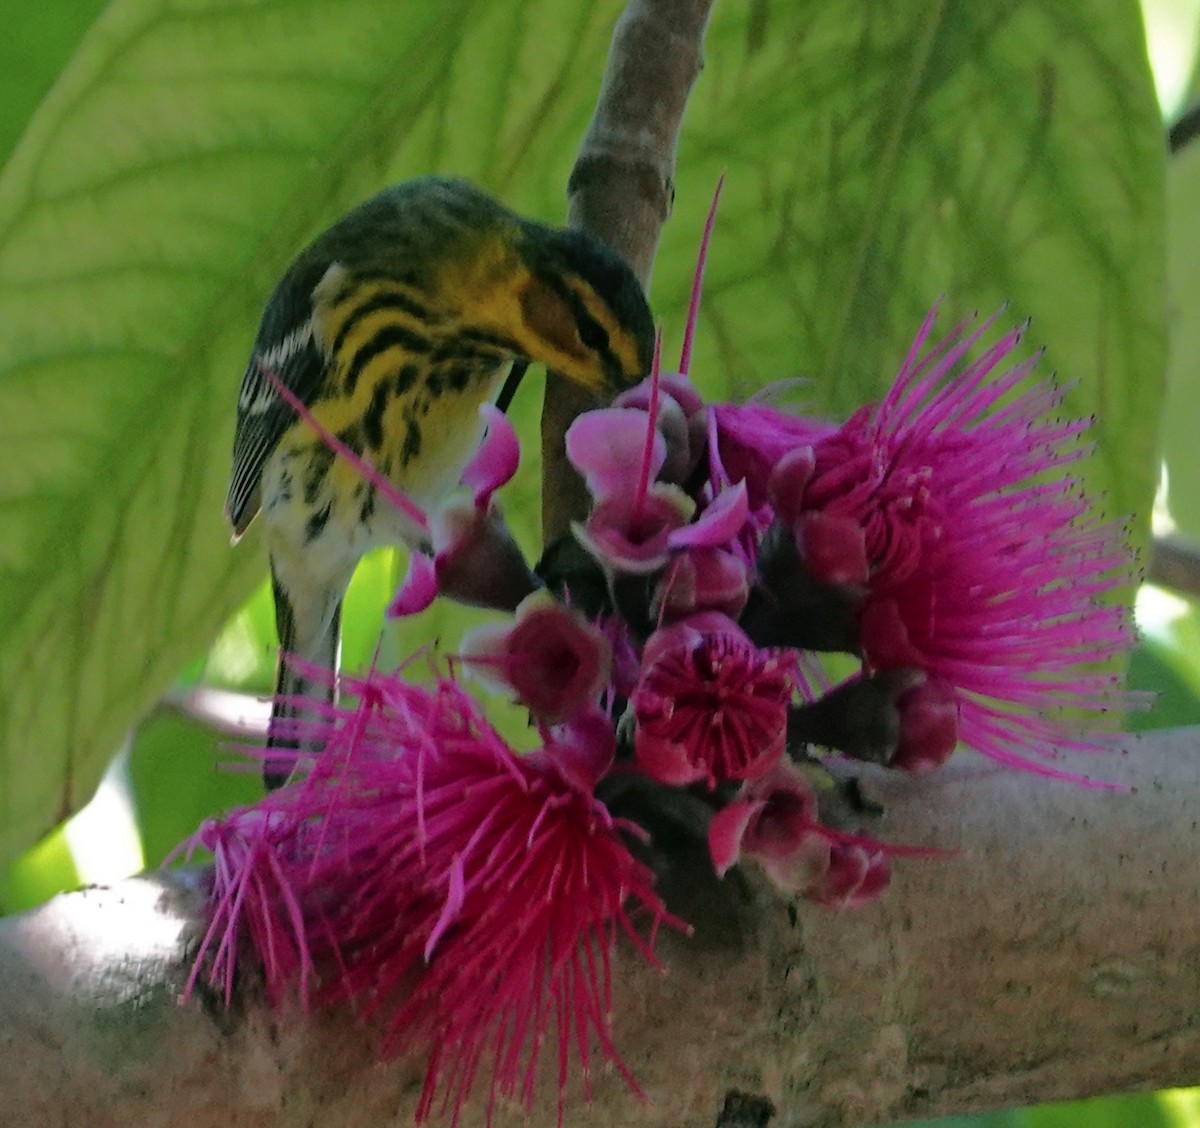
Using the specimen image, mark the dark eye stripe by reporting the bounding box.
[536,269,621,370]
[576,314,609,353]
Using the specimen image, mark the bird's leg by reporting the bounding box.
[265,564,345,790]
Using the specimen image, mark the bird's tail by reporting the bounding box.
[266,569,343,790]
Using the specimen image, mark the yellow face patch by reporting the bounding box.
[565,276,645,382]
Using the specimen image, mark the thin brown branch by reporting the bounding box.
[3,730,1200,1126]
[541,0,716,545]
[1149,533,1200,599]
[1168,101,1200,154]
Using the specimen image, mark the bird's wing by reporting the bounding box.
[225,266,337,539]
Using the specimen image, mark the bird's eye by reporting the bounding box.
[577,318,609,353]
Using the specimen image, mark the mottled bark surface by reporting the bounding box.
[3,729,1198,1128]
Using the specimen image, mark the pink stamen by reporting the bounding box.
[261,362,430,535]
[679,174,725,377]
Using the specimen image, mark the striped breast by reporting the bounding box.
[260,263,519,568]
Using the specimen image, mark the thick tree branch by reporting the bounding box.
[3,728,1199,1127]
[541,0,715,544]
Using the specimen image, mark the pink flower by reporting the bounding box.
[632,614,796,787]
[707,760,893,910]
[461,591,612,722]
[188,667,678,1127]
[708,761,828,891]
[765,309,1136,781]
[892,676,960,773]
[567,343,752,582]
[710,402,836,508]
[177,807,314,1008]
[573,482,694,575]
[807,842,891,910]
[390,497,539,616]
[303,676,678,1126]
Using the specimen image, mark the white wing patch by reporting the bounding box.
[239,318,316,414]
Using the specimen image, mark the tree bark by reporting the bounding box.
[541,0,716,545]
[3,728,1199,1128]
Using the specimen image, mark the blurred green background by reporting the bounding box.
[1,1,1198,1125]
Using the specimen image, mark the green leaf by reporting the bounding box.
[128,707,259,868]
[1163,142,1200,539]
[0,819,79,915]
[0,0,1166,864]
[1024,1091,1174,1128]
[0,0,108,166]
[0,0,484,862]
[1137,589,1200,709]
[666,1,1165,537]
[1129,638,1200,729]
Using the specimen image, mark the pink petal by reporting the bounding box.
[708,798,762,877]
[540,707,618,792]
[668,480,749,550]
[458,621,514,695]
[566,408,666,502]
[460,404,519,509]
[635,731,707,787]
[387,552,438,618]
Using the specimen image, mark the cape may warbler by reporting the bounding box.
[227,176,655,786]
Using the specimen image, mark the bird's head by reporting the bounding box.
[508,223,655,396]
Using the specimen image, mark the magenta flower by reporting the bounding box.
[298,675,677,1126]
[461,591,612,722]
[807,842,891,911]
[891,675,960,773]
[655,545,750,622]
[710,401,836,508]
[177,807,314,1008]
[707,760,893,910]
[764,308,1136,781]
[708,760,828,890]
[631,613,797,787]
[180,659,685,1127]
